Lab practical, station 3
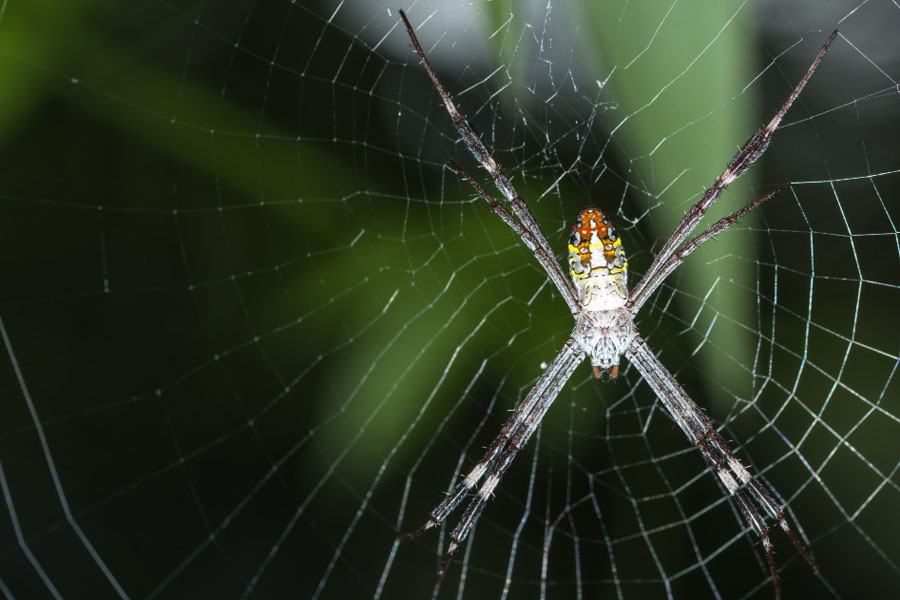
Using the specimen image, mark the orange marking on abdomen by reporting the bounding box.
[570,206,618,267]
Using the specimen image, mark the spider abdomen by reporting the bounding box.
[568,207,628,311]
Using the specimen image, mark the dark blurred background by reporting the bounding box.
[0,1,898,598]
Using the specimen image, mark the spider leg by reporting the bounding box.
[436,341,584,581]
[629,30,838,308]
[399,10,580,314]
[629,184,787,313]
[400,338,584,542]
[627,337,816,599]
[449,160,582,314]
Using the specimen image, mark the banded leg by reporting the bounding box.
[628,30,838,310]
[401,338,584,542]
[399,10,580,314]
[628,184,788,313]
[449,160,581,314]
[437,340,584,579]
[627,338,816,599]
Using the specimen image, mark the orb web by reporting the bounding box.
[0,1,898,598]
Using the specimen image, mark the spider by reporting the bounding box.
[398,10,836,597]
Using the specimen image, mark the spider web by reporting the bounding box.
[0,0,898,598]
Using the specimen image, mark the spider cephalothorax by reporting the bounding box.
[398,9,835,597]
[568,207,634,379]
